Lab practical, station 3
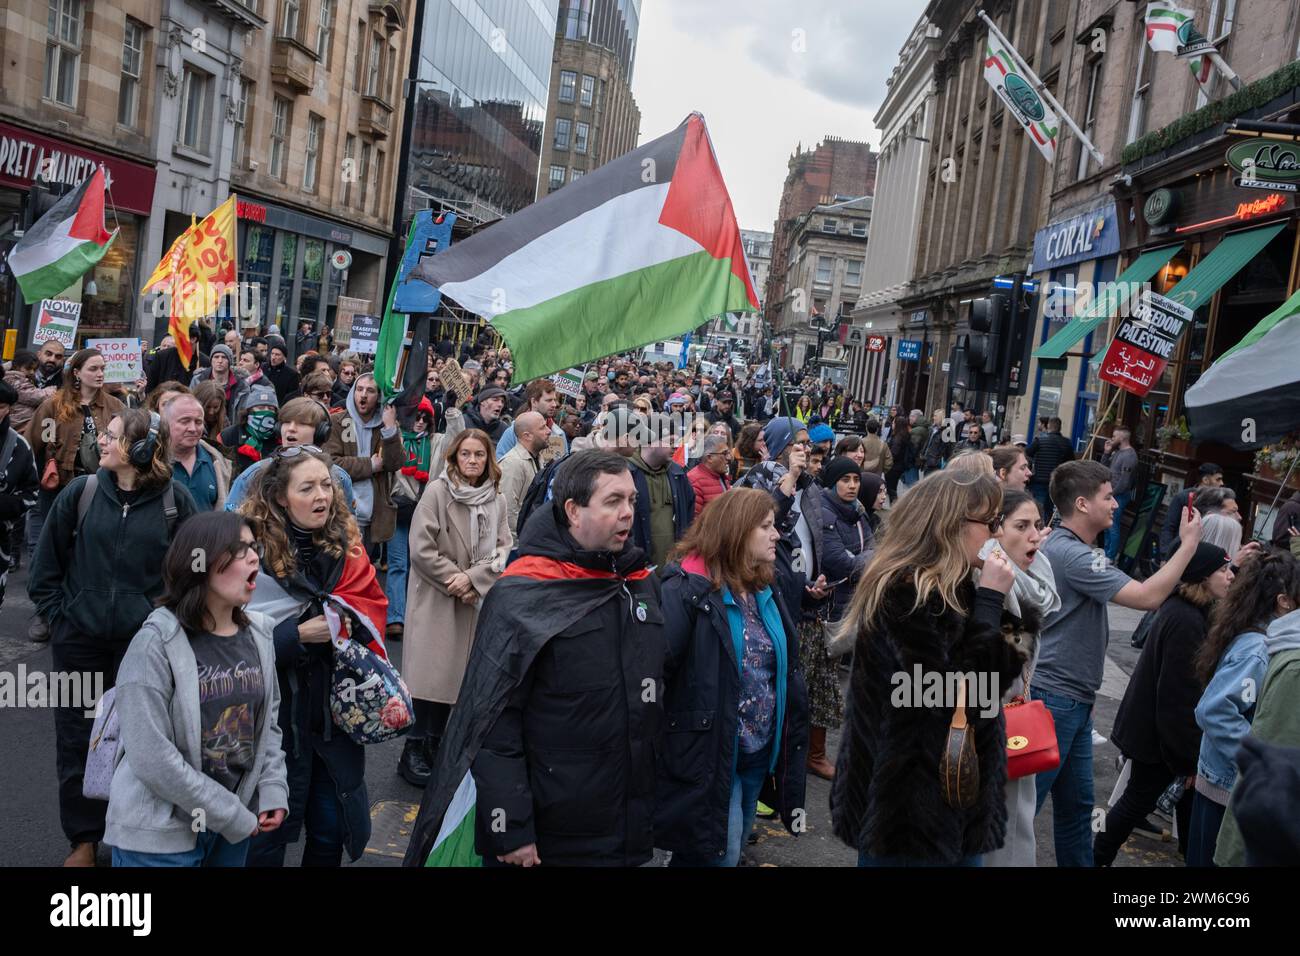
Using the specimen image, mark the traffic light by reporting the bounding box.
[969,293,1007,374]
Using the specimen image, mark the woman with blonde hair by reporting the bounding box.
[946,449,994,477]
[658,488,809,866]
[830,470,1029,866]
[401,428,512,785]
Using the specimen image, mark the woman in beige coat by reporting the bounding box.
[398,428,512,786]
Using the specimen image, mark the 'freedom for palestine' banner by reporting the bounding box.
[405,113,759,382]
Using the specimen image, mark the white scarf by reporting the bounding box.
[975,539,1061,619]
[439,472,498,564]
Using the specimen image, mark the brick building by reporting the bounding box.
[765,137,877,359]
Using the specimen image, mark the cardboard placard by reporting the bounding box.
[86,337,144,383]
[32,299,80,349]
[1098,291,1194,396]
[334,295,371,346]
[439,358,472,405]
[550,367,585,399]
[349,314,381,355]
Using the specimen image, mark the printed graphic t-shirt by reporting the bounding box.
[191,628,264,791]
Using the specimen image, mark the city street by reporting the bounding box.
[0,564,1179,868]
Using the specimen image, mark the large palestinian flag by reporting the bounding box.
[8,167,116,302]
[1185,287,1300,448]
[408,113,759,382]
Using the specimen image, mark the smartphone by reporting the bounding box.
[822,577,849,589]
[1186,491,1196,520]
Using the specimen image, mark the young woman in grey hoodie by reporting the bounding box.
[106,512,288,866]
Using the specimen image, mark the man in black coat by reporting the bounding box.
[403,450,665,867]
[261,336,300,405]
[1026,417,1075,516]
[144,337,197,393]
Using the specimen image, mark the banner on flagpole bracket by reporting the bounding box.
[1098,291,1194,396]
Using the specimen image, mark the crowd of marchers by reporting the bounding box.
[2,320,1297,868]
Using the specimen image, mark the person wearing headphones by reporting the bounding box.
[223,397,355,514]
[28,408,198,867]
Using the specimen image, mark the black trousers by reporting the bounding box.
[1093,758,1193,866]
[412,699,451,742]
[51,637,127,847]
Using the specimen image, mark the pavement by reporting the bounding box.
[0,561,1180,868]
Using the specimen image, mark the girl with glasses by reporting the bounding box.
[107,513,288,867]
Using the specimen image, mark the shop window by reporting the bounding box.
[80,217,138,337]
[276,233,299,327]
[558,71,576,103]
[243,224,275,327]
[270,97,292,180]
[44,0,83,108]
[299,239,325,324]
[118,20,145,128]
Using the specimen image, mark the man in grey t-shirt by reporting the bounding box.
[1033,461,1201,866]
[1100,427,1139,562]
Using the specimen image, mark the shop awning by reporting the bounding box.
[1033,244,1182,360]
[1089,220,1288,366]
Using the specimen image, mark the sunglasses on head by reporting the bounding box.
[274,444,323,460]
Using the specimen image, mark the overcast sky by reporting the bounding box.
[631,0,931,234]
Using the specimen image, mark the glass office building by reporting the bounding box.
[558,0,641,82]
[404,0,561,220]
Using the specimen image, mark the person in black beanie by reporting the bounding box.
[1094,542,1233,866]
[261,336,300,405]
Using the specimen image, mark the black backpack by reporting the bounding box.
[74,475,178,539]
[515,451,572,538]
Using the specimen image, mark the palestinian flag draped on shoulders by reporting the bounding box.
[409,113,759,382]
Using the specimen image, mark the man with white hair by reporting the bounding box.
[165,393,230,510]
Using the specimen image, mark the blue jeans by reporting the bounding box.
[246,752,346,867]
[113,830,249,867]
[859,852,982,867]
[386,520,409,626]
[670,746,770,868]
[1104,491,1132,562]
[1033,689,1095,867]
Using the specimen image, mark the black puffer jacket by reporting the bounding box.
[830,577,1034,863]
[28,470,197,643]
[470,505,666,865]
[819,491,874,621]
[656,563,809,858]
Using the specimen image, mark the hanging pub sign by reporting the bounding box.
[1226,140,1300,192]
[1098,291,1194,396]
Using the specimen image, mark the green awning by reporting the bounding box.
[1089,220,1288,365]
[1033,244,1183,360]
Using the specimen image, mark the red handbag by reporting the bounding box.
[1004,667,1059,780]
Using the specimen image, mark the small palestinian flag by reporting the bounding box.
[408,113,759,382]
[8,167,116,302]
[1145,3,1214,93]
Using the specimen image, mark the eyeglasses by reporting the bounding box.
[274,444,323,459]
[967,516,1003,534]
[232,541,265,561]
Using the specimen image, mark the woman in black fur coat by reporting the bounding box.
[830,470,1033,865]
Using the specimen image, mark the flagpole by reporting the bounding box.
[1206,50,1244,92]
[978,9,1105,167]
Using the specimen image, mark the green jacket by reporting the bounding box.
[1214,648,1300,865]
